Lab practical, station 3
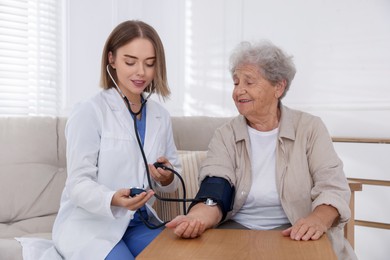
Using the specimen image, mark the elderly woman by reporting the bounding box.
[166,40,357,260]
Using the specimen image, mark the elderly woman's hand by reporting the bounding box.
[165,215,207,238]
[282,204,339,241]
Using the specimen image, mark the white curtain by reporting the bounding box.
[0,0,62,116]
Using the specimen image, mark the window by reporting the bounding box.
[0,0,62,116]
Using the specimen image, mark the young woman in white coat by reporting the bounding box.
[52,20,181,260]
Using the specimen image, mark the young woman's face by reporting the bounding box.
[109,38,156,100]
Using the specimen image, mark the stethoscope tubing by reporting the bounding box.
[106,65,200,228]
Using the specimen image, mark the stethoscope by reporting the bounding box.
[106,65,200,229]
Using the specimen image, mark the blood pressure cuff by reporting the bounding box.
[189,176,235,222]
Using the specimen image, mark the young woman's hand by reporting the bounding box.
[111,188,155,211]
[149,157,174,186]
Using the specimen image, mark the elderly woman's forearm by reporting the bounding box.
[312,204,340,228]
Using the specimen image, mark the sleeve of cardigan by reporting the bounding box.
[307,117,351,227]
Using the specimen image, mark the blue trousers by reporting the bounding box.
[105,208,163,260]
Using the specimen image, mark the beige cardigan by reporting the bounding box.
[200,104,357,260]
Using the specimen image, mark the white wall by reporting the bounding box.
[64,0,187,115]
[65,1,390,259]
[65,0,390,139]
[334,142,390,260]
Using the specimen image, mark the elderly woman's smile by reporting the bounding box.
[232,64,282,131]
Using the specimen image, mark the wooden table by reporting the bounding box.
[137,228,337,260]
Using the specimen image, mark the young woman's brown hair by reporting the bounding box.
[100,20,170,98]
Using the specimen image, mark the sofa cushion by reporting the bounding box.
[57,117,67,167]
[0,117,59,165]
[154,150,207,221]
[0,164,66,224]
[171,116,229,151]
[0,215,56,238]
[176,150,206,201]
[0,117,67,237]
[0,238,24,260]
[0,233,52,260]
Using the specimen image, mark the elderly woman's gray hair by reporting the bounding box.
[229,40,296,99]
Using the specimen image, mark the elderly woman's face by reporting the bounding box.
[232,64,282,118]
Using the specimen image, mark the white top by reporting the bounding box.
[232,125,289,229]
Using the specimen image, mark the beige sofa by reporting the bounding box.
[0,116,228,260]
[0,116,358,260]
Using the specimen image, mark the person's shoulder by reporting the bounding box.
[216,115,244,135]
[282,105,325,132]
[69,90,107,119]
[230,114,245,125]
[147,98,170,117]
[283,105,321,121]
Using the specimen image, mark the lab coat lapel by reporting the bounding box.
[104,89,162,157]
[104,88,137,140]
[143,100,162,158]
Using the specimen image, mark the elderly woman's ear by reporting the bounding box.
[275,80,287,99]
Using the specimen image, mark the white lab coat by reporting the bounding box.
[51,88,181,259]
